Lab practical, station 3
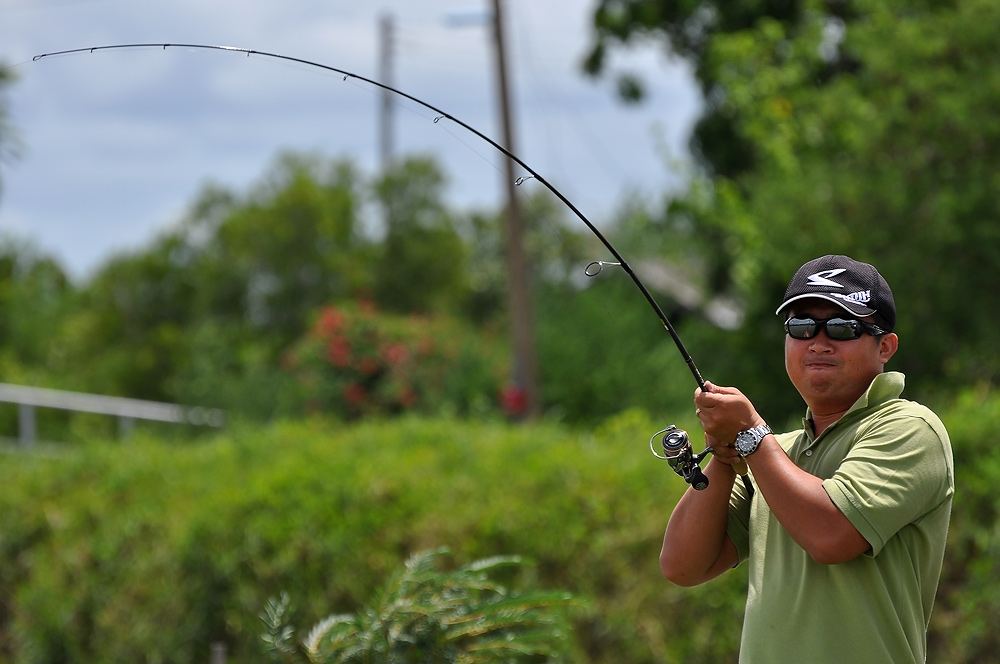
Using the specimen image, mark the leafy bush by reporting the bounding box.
[168,320,307,420]
[927,384,1000,662]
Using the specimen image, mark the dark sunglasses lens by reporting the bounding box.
[825,318,863,340]
[786,318,818,339]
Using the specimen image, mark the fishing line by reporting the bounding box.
[28,42,743,492]
[414,107,509,180]
[313,58,509,177]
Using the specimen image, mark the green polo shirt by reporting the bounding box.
[726,372,953,664]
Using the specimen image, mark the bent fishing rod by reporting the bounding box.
[32,42,748,493]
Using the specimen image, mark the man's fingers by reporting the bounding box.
[713,444,739,458]
[711,444,740,466]
[695,391,728,409]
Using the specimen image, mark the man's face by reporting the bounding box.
[783,300,898,411]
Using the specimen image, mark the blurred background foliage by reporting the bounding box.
[0,0,997,660]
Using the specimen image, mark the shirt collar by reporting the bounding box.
[802,371,905,436]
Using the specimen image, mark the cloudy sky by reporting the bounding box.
[0,0,701,279]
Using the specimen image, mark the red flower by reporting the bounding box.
[501,384,528,416]
[315,307,345,337]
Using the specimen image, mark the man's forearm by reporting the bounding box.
[747,437,869,563]
[660,457,738,586]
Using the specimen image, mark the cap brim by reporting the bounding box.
[775,293,877,318]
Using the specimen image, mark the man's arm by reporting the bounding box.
[744,437,870,563]
[660,455,741,586]
[696,384,869,564]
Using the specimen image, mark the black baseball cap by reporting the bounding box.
[775,255,896,331]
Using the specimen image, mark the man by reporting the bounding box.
[660,255,954,663]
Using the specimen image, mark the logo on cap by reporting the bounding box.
[806,269,847,288]
[831,290,872,305]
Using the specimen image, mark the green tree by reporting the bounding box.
[588,0,1000,416]
[195,153,369,344]
[0,235,73,383]
[584,0,841,180]
[58,233,201,398]
[373,157,470,314]
[0,63,17,195]
[461,190,593,324]
[54,153,528,415]
[53,153,369,401]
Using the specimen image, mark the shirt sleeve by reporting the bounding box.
[726,473,753,563]
[822,413,952,557]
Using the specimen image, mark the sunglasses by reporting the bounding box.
[784,316,887,341]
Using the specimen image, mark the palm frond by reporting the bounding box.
[460,554,524,574]
[260,549,577,663]
[260,593,296,660]
[302,613,357,663]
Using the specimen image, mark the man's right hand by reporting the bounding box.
[702,434,740,477]
[705,434,751,480]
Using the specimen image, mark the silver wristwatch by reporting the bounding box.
[734,424,772,457]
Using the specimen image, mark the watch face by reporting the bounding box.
[734,425,770,456]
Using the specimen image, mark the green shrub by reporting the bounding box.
[927,384,1000,662]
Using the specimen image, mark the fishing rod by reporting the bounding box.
[33,42,706,389]
[31,42,747,493]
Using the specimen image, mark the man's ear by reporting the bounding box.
[879,333,899,364]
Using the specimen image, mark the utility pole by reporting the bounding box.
[378,12,395,173]
[489,0,539,418]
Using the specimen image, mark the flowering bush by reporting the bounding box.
[287,303,506,419]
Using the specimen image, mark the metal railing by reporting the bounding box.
[0,382,225,446]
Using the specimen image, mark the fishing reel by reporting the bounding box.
[650,425,711,491]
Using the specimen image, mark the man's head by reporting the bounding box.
[776,256,899,412]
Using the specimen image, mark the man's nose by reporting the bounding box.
[808,333,836,351]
